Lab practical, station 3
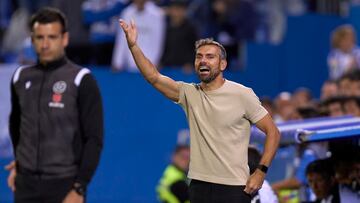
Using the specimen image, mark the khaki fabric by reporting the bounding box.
[177,80,268,185]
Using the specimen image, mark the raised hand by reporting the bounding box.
[119,19,137,48]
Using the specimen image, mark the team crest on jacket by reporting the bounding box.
[49,81,66,108]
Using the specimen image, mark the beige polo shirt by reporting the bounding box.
[177,80,268,185]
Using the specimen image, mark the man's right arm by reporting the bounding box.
[119,19,180,102]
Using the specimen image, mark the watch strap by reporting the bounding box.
[72,182,86,196]
[257,164,268,173]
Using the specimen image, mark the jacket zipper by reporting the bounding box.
[36,70,47,174]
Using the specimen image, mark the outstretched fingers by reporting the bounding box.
[119,19,137,48]
[119,19,129,32]
[130,19,136,31]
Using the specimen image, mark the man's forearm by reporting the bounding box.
[129,44,160,84]
[259,128,280,167]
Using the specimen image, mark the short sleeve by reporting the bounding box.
[243,88,268,123]
[176,81,189,110]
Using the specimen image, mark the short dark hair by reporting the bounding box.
[320,95,345,107]
[29,7,68,33]
[306,158,334,180]
[195,38,227,60]
[169,0,189,7]
[174,145,189,154]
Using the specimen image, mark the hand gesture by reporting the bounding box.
[119,19,137,48]
[5,160,16,192]
[244,170,265,195]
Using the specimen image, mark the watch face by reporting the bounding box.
[257,164,268,173]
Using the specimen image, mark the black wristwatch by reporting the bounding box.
[72,182,86,196]
[257,164,268,174]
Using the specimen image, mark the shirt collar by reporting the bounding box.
[38,56,67,70]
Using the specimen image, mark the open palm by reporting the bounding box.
[119,19,137,48]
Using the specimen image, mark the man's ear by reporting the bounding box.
[62,32,69,47]
[220,59,227,71]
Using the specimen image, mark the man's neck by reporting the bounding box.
[200,76,225,92]
[39,56,67,69]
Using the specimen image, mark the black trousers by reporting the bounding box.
[189,179,251,203]
[14,174,75,203]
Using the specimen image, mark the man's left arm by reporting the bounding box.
[64,73,104,203]
[244,114,280,194]
[76,73,104,186]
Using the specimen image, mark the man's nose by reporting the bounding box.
[41,38,49,49]
[199,58,207,65]
[201,57,208,62]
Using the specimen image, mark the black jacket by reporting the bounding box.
[9,57,103,187]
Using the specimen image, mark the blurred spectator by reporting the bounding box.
[248,145,278,203]
[327,24,360,80]
[112,0,165,72]
[156,145,190,203]
[272,108,329,202]
[306,158,338,202]
[348,69,360,96]
[297,106,322,119]
[202,0,259,70]
[230,0,258,42]
[306,158,360,202]
[1,8,30,63]
[2,0,52,64]
[204,0,238,69]
[334,158,356,186]
[160,0,197,74]
[272,142,329,202]
[330,146,360,192]
[82,0,129,66]
[292,87,313,108]
[307,0,345,16]
[52,0,92,65]
[350,154,360,195]
[186,0,211,38]
[336,70,360,96]
[255,0,305,45]
[338,72,353,96]
[320,80,339,101]
[0,0,13,61]
[274,92,300,122]
[343,96,360,117]
[321,96,345,117]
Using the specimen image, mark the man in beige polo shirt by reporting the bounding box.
[118,19,280,203]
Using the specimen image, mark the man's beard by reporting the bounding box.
[197,65,221,83]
